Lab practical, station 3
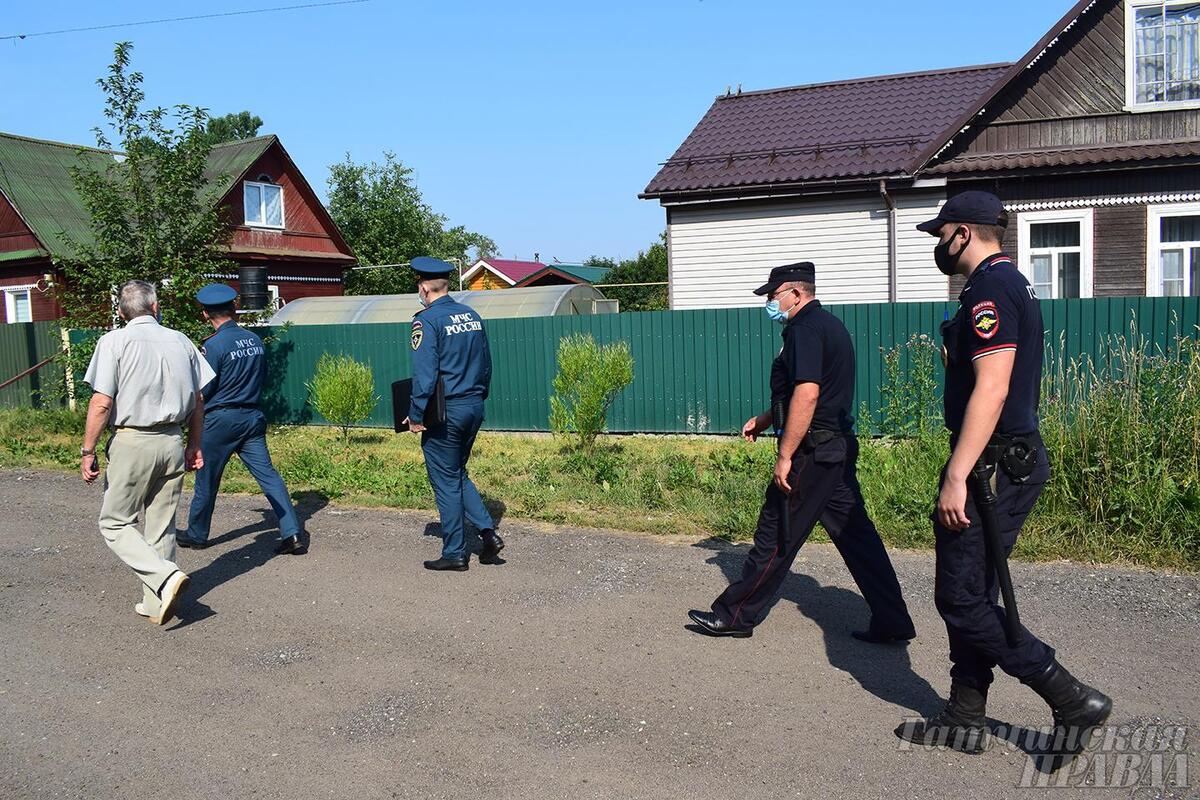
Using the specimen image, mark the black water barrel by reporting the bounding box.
[238,265,268,310]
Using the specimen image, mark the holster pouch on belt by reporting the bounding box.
[983,432,1040,484]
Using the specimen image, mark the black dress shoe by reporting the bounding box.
[687,609,752,638]
[275,535,306,555]
[479,533,505,565]
[424,557,469,572]
[176,534,209,550]
[852,628,916,645]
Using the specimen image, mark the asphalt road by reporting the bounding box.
[1,468,1198,800]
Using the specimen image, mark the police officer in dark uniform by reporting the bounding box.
[405,257,503,571]
[897,191,1110,755]
[688,262,915,641]
[179,284,304,555]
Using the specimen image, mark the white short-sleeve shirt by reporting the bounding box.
[84,315,216,427]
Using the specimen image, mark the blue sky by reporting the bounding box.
[2,1,1069,263]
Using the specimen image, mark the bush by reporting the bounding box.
[549,334,634,452]
[306,354,378,441]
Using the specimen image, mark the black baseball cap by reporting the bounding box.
[753,261,816,296]
[916,190,1007,234]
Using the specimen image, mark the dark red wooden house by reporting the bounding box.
[0,132,356,323]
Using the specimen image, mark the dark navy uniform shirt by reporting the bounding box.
[942,253,1043,435]
[200,320,268,412]
[409,295,492,424]
[769,299,856,433]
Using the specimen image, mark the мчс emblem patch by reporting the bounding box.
[972,301,999,340]
[411,320,424,351]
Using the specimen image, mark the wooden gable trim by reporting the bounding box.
[909,0,1103,174]
[461,260,517,286]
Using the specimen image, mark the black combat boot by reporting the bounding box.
[895,681,989,754]
[1023,660,1112,755]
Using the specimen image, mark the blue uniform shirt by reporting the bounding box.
[942,253,1044,435]
[409,295,492,424]
[200,320,268,411]
[769,300,856,434]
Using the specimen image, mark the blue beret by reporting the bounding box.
[411,256,454,278]
[196,283,237,307]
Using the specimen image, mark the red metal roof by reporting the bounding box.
[641,63,1011,199]
[475,259,547,284]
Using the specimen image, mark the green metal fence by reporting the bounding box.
[0,321,64,409]
[261,297,1200,435]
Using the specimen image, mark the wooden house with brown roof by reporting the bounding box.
[643,0,1200,308]
[0,132,356,323]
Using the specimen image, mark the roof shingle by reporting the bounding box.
[641,64,1011,198]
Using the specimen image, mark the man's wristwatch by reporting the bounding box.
[80,446,96,457]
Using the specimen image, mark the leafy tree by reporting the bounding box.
[204,110,264,145]
[61,42,230,342]
[585,233,668,312]
[327,153,496,295]
[549,333,635,453]
[306,353,379,441]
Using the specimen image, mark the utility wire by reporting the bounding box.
[2,0,370,42]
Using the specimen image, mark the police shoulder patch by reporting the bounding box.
[972,301,999,340]
[411,320,424,351]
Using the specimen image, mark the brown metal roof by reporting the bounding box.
[927,139,1200,175]
[641,63,1011,199]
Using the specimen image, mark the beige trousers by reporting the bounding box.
[99,427,185,614]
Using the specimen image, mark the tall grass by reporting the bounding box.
[1037,323,1200,566]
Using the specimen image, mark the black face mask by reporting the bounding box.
[934,227,971,276]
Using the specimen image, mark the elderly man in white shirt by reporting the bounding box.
[80,280,214,626]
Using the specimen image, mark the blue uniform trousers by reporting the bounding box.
[713,436,915,634]
[187,408,300,543]
[933,447,1055,690]
[421,399,494,560]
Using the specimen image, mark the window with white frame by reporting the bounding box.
[4,286,34,323]
[243,180,284,228]
[1018,209,1094,299]
[1128,1,1200,108]
[1147,203,1200,296]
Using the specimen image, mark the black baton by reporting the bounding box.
[967,459,1023,648]
[772,401,790,545]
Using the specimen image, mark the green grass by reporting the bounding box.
[2,406,1195,570]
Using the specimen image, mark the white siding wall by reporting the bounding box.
[666,192,948,309]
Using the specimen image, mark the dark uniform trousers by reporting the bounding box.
[714,435,914,632]
[933,446,1055,690]
[421,398,494,561]
[187,408,300,543]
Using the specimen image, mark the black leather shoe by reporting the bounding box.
[479,532,505,565]
[852,628,916,645]
[424,557,469,572]
[275,535,306,555]
[687,609,752,638]
[176,534,209,550]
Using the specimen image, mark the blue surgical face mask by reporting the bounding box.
[765,290,795,324]
[418,289,429,308]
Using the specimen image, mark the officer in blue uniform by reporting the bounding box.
[405,257,503,571]
[688,262,915,641]
[897,192,1109,756]
[178,284,304,555]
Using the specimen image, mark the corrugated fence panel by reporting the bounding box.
[259,296,1200,434]
[0,321,64,409]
